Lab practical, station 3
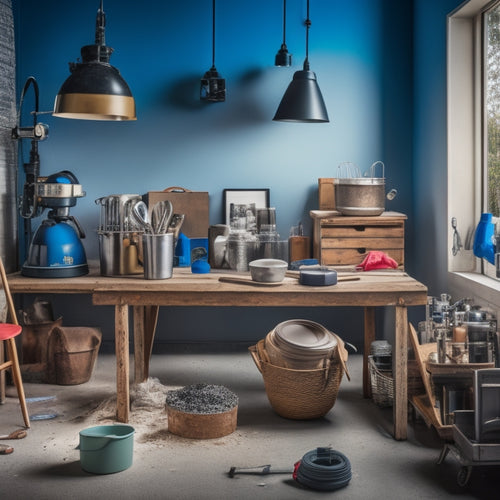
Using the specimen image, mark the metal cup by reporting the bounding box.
[142,233,174,280]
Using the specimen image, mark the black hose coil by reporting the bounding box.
[294,447,352,491]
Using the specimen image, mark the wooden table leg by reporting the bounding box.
[115,304,130,423]
[133,306,145,384]
[393,304,408,440]
[143,305,159,379]
[363,306,376,398]
[133,305,159,383]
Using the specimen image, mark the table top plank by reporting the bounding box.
[8,264,428,308]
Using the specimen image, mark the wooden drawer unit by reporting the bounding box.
[311,211,406,268]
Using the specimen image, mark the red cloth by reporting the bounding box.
[356,251,398,271]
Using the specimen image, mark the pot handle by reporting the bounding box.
[369,161,385,179]
[386,188,397,201]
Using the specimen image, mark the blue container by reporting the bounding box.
[473,213,496,265]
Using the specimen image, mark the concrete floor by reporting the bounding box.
[1,351,499,499]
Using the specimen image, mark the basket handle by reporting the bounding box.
[248,345,262,373]
[332,333,350,381]
[162,186,192,193]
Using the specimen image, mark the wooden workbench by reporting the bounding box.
[8,265,427,440]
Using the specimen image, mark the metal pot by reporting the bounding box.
[334,161,396,216]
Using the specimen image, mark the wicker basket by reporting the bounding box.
[368,355,394,407]
[249,338,348,420]
[368,356,425,408]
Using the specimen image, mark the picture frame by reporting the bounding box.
[223,188,270,226]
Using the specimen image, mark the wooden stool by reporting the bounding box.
[0,256,30,428]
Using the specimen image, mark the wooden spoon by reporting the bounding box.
[0,429,27,440]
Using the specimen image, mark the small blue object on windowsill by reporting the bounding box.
[473,213,496,265]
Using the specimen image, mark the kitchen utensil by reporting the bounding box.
[132,201,153,233]
[151,200,173,234]
[169,213,185,239]
[218,276,284,287]
[0,429,27,440]
[248,259,288,282]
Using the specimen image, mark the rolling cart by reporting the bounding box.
[437,369,500,487]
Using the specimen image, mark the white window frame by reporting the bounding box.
[447,0,500,317]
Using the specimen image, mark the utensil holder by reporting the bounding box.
[143,233,174,279]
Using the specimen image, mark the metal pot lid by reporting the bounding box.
[274,320,337,350]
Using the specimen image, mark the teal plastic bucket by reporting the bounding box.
[79,424,135,474]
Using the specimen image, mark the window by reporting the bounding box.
[486,2,500,218]
[447,0,500,316]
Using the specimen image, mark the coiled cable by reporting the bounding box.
[293,447,352,491]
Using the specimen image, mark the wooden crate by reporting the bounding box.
[310,211,406,268]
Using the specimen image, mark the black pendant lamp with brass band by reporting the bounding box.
[53,1,136,121]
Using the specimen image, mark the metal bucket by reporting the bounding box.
[79,424,135,474]
[334,161,395,216]
[334,177,386,216]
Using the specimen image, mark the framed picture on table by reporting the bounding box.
[223,188,270,226]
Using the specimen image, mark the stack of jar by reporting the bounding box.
[427,294,499,365]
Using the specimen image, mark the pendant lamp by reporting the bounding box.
[53,1,136,121]
[200,0,226,102]
[273,0,329,123]
[275,0,292,67]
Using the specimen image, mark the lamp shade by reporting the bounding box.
[273,67,329,123]
[53,3,136,121]
[53,60,136,121]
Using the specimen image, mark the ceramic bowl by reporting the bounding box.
[249,259,288,283]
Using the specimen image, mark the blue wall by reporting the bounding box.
[12,0,424,350]
[413,0,463,296]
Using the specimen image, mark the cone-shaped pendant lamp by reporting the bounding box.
[53,1,136,121]
[273,0,328,123]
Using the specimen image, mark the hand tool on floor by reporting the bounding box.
[0,429,28,440]
[228,464,294,477]
[0,444,14,454]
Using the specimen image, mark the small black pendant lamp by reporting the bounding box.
[200,0,226,102]
[53,1,136,121]
[273,0,329,123]
[275,0,292,67]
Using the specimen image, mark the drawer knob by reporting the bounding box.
[355,226,366,232]
[357,248,366,254]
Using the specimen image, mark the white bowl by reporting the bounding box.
[249,259,288,282]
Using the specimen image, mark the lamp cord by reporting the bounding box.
[282,0,287,46]
[211,0,216,68]
[95,0,105,46]
[304,0,311,70]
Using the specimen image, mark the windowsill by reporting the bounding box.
[448,271,500,316]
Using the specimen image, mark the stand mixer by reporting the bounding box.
[12,77,88,278]
[21,171,88,278]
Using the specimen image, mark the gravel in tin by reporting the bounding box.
[166,383,238,414]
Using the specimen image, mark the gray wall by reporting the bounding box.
[0,0,17,273]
